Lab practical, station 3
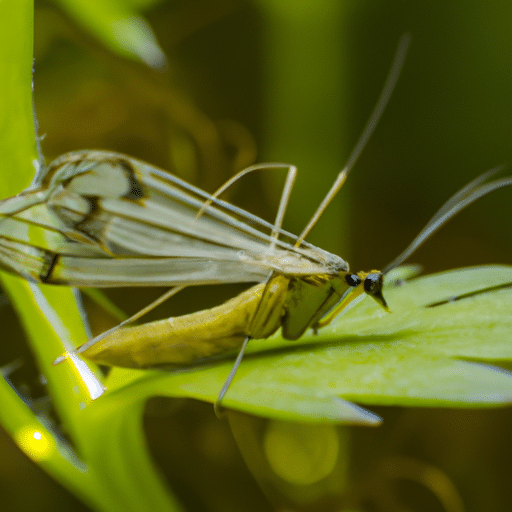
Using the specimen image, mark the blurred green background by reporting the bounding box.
[1,1,512,511]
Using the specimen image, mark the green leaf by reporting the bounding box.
[0,2,181,510]
[98,266,512,425]
[53,0,167,67]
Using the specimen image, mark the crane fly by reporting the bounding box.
[0,34,511,406]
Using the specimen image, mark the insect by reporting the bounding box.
[0,34,511,406]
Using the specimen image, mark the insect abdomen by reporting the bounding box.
[78,281,288,368]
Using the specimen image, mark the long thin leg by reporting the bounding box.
[214,335,251,418]
[207,163,299,408]
[52,285,188,364]
[196,162,297,246]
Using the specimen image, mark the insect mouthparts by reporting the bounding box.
[363,271,389,311]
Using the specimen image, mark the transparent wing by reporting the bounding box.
[0,151,346,286]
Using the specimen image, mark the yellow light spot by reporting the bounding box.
[264,421,339,485]
[15,426,55,461]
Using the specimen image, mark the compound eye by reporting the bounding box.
[364,272,384,294]
[345,273,361,287]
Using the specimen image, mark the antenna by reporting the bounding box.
[295,33,411,246]
[383,166,512,273]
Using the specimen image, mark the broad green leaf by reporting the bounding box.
[100,266,512,424]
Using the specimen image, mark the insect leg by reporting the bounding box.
[213,274,290,411]
[195,162,298,407]
[314,286,367,330]
[195,162,298,243]
[214,335,251,417]
[209,163,299,407]
[53,285,188,364]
